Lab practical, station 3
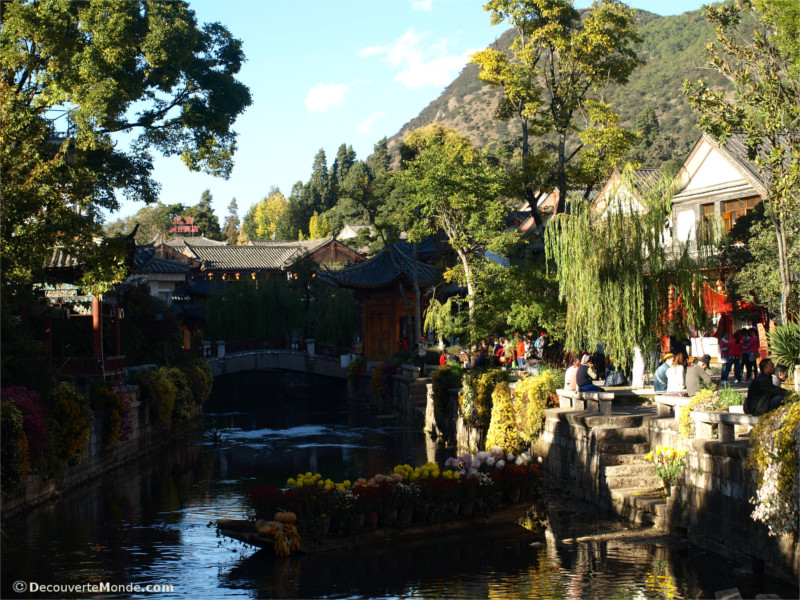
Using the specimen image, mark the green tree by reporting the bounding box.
[184,189,222,240]
[275,182,308,241]
[684,0,800,324]
[303,149,332,215]
[330,143,357,191]
[398,125,515,330]
[717,203,800,320]
[471,0,642,222]
[1,0,250,298]
[222,197,241,244]
[634,105,660,146]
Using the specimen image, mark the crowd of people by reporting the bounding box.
[437,331,550,372]
[649,325,790,417]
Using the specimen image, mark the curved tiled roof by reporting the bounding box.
[320,245,438,289]
[188,245,300,271]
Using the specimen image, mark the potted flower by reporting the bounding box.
[644,445,686,495]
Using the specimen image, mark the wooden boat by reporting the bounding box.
[217,502,540,556]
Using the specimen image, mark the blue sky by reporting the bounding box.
[108,0,712,223]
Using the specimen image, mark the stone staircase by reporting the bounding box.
[589,413,669,528]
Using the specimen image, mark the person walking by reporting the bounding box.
[719,332,731,384]
[727,331,744,384]
[743,327,760,382]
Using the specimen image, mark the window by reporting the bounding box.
[722,197,760,232]
[700,202,716,245]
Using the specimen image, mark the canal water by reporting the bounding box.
[1,372,795,599]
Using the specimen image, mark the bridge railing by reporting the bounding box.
[187,339,353,359]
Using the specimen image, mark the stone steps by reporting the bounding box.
[609,487,668,527]
[580,414,646,429]
[594,427,648,444]
[604,475,664,490]
[598,441,650,455]
[600,453,649,466]
[603,462,659,478]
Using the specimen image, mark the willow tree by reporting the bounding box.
[398,125,515,332]
[545,168,706,370]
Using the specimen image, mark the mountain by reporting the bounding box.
[387,7,732,171]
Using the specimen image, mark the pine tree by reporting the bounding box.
[222,198,241,244]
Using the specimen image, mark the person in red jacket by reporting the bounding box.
[515,336,526,369]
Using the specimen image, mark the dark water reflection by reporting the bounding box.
[1,373,795,599]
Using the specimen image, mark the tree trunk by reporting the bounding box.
[773,212,791,325]
[455,248,475,328]
[555,134,568,215]
[413,241,422,345]
[521,118,543,230]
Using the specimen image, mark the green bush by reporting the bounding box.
[431,365,463,414]
[177,355,213,405]
[1,400,30,492]
[48,382,92,466]
[141,368,178,425]
[459,368,510,429]
[92,385,131,446]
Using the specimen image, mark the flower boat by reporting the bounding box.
[217,448,545,556]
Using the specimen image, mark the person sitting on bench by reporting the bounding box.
[744,358,788,417]
[577,355,604,393]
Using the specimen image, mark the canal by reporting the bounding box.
[1,372,795,599]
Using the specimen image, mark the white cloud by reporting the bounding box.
[356,112,386,135]
[304,83,349,113]
[411,0,433,11]
[358,28,476,89]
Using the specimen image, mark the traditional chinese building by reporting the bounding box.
[319,244,439,361]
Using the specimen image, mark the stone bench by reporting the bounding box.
[690,410,760,442]
[653,394,693,420]
[556,389,614,415]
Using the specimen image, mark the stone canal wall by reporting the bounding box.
[533,407,799,586]
[2,386,201,517]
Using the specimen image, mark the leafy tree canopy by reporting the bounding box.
[1,0,251,296]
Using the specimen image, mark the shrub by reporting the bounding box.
[459,368,509,429]
[163,367,194,423]
[485,382,522,454]
[768,322,800,368]
[2,386,48,465]
[748,394,800,536]
[716,385,745,408]
[347,356,367,381]
[513,370,561,443]
[92,385,132,446]
[177,355,213,405]
[1,400,30,492]
[140,368,178,425]
[48,382,92,466]
[371,362,393,396]
[431,364,462,414]
[678,389,720,439]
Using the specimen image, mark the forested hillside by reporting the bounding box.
[388,7,732,170]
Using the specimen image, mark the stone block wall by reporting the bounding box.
[3,386,202,517]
